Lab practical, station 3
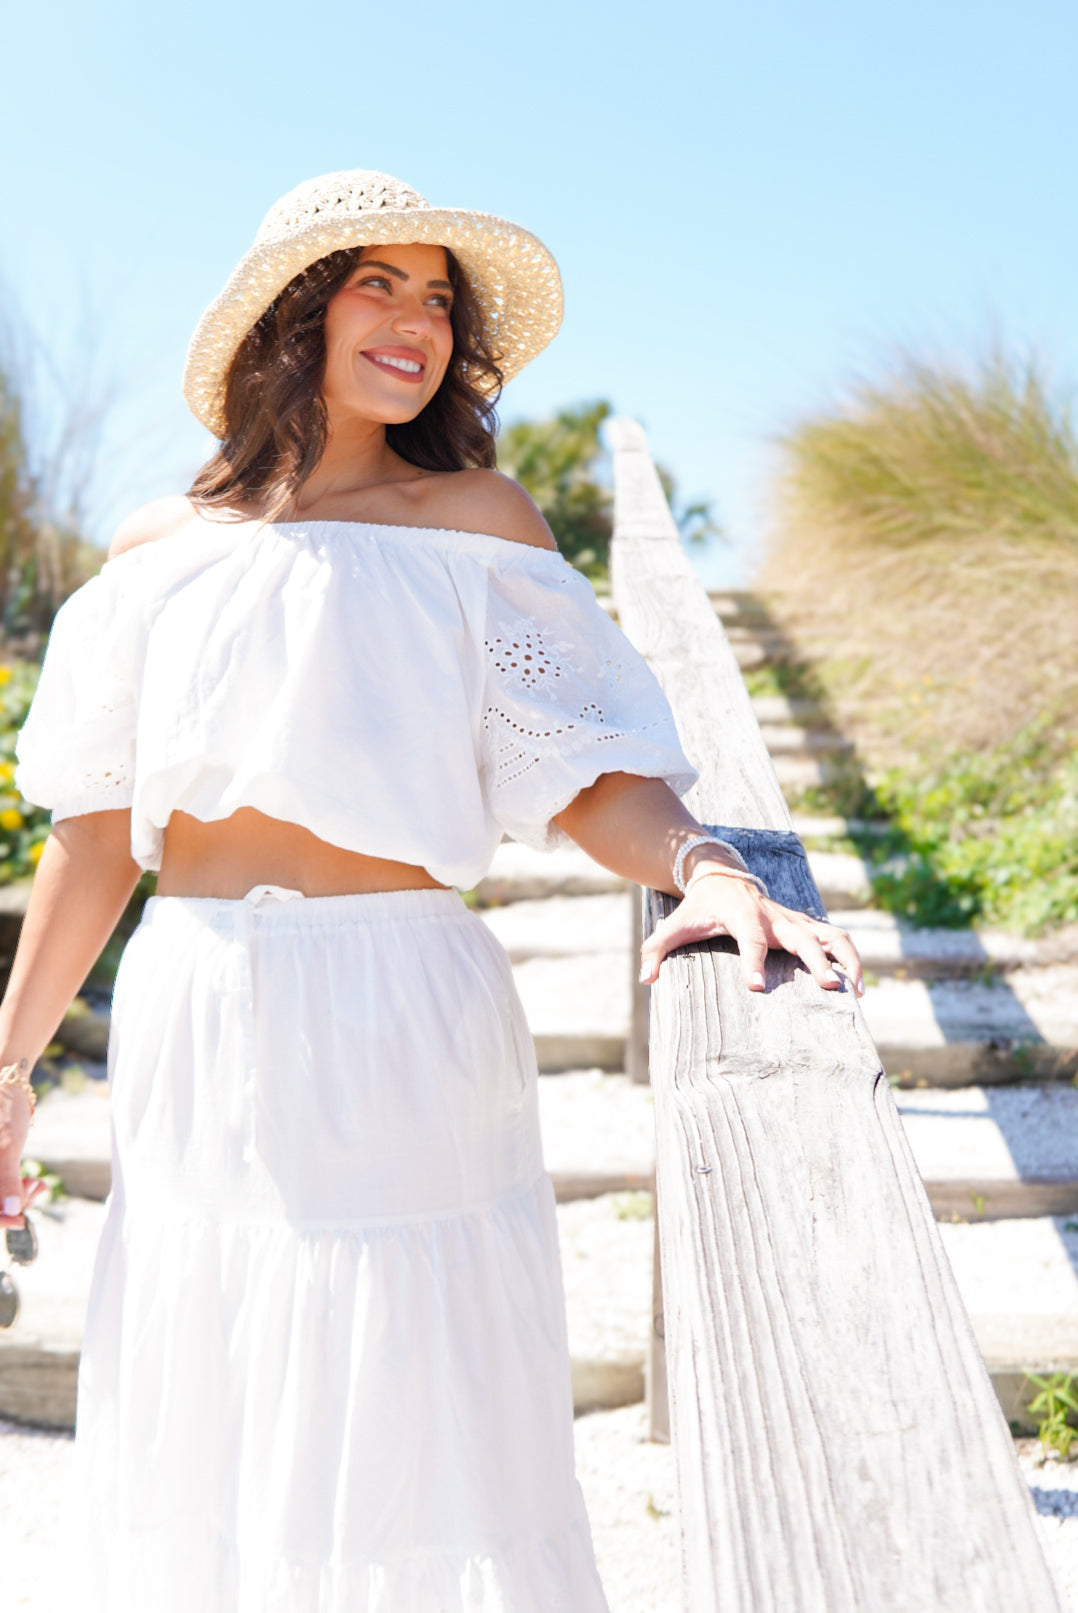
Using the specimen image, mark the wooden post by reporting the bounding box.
[627,885,650,1085]
[646,1194,669,1443]
[607,417,1061,1613]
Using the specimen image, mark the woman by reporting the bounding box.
[0,170,862,1610]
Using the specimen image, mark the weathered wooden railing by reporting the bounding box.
[606,418,1061,1613]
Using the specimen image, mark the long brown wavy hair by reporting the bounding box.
[188,246,503,520]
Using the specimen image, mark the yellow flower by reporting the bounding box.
[0,808,24,831]
[0,667,12,686]
[28,840,45,865]
[0,762,14,782]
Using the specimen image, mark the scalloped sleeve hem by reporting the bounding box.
[46,786,137,824]
[479,554,698,849]
[13,563,142,825]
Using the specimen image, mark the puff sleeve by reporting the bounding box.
[478,551,698,850]
[14,558,144,822]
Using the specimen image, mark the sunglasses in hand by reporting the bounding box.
[0,1213,39,1329]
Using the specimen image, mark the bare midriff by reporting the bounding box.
[156,808,450,899]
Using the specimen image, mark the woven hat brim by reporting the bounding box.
[183,207,563,437]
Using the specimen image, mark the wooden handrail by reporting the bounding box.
[607,417,1061,1613]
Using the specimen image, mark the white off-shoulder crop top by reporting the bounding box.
[13,515,698,889]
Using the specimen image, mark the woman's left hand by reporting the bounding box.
[638,873,865,996]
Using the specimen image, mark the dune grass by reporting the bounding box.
[760,347,1078,934]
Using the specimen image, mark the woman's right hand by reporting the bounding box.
[0,1085,42,1228]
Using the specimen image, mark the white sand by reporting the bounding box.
[3,1416,1074,1611]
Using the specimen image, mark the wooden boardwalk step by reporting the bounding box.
[751,695,826,725]
[479,893,631,962]
[34,1080,1078,1220]
[727,633,797,671]
[10,1082,1078,1430]
[869,967,1078,1083]
[549,1168,1078,1221]
[896,1084,1078,1199]
[758,724,854,757]
[707,590,773,627]
[771,753,857,790]
[6,1195,1073,1431]
[554,1171,1078,1223]
[476,840,874,912]
[542,1076,1078,1220]
[551,1169,655,1203]
[0,1196,100,1428]
[830,909,1077,979]
[37,1062,1078,1214]
[789,814,891,840]
[474,841,625,904]
[47,929,1075,1085]
[563,1210,1078,1429]
[478,896,1058,982]
[927,1180,1078,1220]
[0,882,32,915]
[514,954,1078,1083]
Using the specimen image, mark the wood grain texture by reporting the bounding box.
[607,417,1061,1613]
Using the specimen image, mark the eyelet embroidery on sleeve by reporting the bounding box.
[67,677,137,800]
[77,762,132,793]
[484,630,560,687]
[482,703,672,787]
[479,565,695,829]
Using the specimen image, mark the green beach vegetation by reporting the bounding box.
[498,399,719,581]
[760,347,1078,935]
[0,342,101,638]
[0,662,50,881]
[0,333,104,880]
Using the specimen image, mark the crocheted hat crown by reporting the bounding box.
[254,171,429,245]
[183,168,563,437]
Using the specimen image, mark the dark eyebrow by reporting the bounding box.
[358,259,453,292]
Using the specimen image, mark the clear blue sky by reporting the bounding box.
[4,0,1077,585]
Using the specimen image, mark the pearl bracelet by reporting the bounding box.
[0,1060,35,1124]
[671,833,751,895]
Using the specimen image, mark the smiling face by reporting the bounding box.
[320,243,456,428]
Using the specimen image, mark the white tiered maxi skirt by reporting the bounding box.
[74,884,610,1613]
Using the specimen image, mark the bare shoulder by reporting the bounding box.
[108,495,198,560]
[420,470,557,551]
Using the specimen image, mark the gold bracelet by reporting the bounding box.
[684,864,770,901]
[0,1060,35,1124]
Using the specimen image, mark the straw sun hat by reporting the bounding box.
[183,168,563,438]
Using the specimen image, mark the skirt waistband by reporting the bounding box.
[141,883,469,932]
[128,881,501,1173]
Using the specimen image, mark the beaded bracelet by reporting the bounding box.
[0,1060,35,1124]
[672,834,751,895]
